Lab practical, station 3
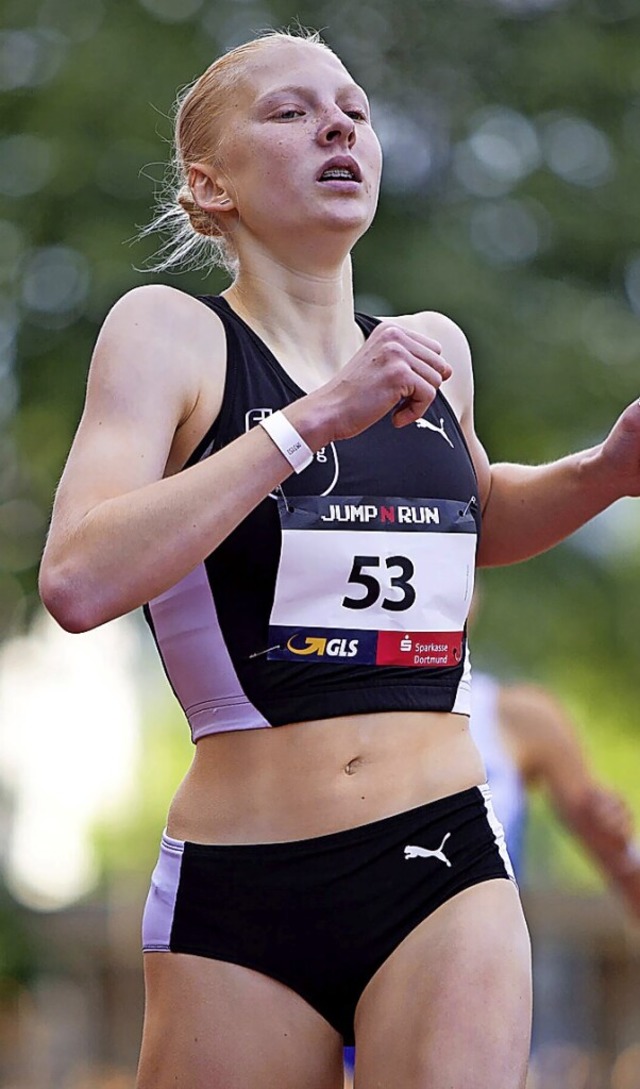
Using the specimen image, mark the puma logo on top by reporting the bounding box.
[404,832,452,867]
[415,417,454,448]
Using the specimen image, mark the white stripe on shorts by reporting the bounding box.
[479,782,516,884]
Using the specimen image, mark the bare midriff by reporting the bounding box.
[166,710,487,845]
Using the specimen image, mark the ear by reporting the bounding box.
[188,163,235,213]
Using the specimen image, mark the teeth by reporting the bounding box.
[321,168,355,180]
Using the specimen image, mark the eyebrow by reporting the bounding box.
[254,83,370,110]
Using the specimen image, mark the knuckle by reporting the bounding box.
[377,323,402,346]
[375,339,404,365]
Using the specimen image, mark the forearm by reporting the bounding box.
[559,800,640,919]
[477,445,619,567]
[40,397,329,631]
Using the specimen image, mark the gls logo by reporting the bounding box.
[286,635,359,658]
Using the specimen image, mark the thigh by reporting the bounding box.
[136,952,345,1089]
[353,880,532,1089]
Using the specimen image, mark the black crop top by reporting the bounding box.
[144,295,480,741]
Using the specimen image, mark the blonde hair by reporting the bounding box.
[140,28,336,276]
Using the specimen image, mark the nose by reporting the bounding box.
[317,108,356,148]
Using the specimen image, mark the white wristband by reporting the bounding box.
[259,410,314,474]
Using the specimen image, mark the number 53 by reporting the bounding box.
[342,555,416,612]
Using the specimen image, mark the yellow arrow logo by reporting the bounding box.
[286,635,327,656]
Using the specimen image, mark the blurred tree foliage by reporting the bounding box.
[0,882,38,995]
[1,0,640,889]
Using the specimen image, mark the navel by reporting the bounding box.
[343,757,363,776]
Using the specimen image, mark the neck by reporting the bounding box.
[222,251,365,385]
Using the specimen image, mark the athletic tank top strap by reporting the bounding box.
[186,296,381,467]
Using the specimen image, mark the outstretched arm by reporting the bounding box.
[477,400,640,567]
[419,311,640,568]
[499,684,640,921]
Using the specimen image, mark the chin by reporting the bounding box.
[320,201,376,231]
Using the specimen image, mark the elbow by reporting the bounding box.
[38,561,104,634]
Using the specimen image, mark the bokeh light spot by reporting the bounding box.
[375,104,436,194]
[20,246,91,321]
[469,108,539,185]
[541,114,614,188]
[0,135,56,199]
[0,30,68,91]
[470,198,544,266]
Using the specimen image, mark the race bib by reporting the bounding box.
[267,495,476,668]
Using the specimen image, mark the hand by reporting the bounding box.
[309,322,452,444]
[588,786,634,846]
[586,786,640,922]
[614,847,640,923]
[598,399,640,499]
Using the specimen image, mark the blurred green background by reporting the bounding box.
[1,0,640,1084]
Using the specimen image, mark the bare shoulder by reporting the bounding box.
[500,681,568,719]
[108,281,217,322]
[60,284,230,487]
[499,682,582,779]
[101,283,226,376]
[391,310,471,350]
[91,284,227,432]
[500,683,562,735]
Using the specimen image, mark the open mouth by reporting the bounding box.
[318,160,362,183]
[320,168,357,181]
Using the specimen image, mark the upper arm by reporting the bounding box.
[392,310,491,507]
[44,285,226,553]
[499,684,594,811]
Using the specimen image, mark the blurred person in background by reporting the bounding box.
[469,586,640,913]
[37,27,640,1089]
[470,669,640,915]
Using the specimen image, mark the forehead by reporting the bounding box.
[241,42,362,100]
